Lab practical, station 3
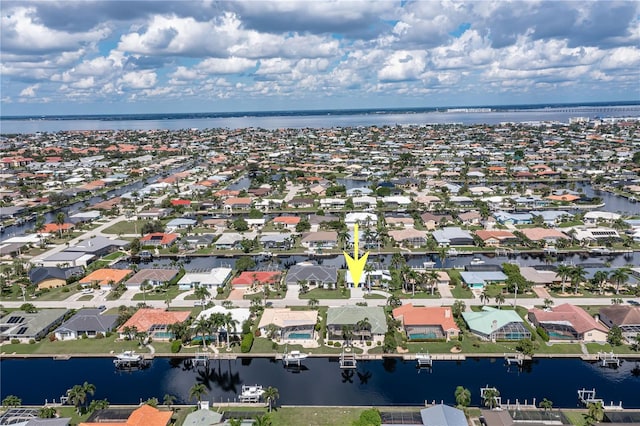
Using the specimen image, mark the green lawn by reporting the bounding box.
[269,406,366,426]
[132,287,184,301]
[451,284,474,299]
[77,295,94,301]
[102,251,126,261]
[1,335,147,355]
[363,293,386,299]
[102,220,157,235]
[299,288,351,299]
[585,342,637,354]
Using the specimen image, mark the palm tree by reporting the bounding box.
[189,383,207,404]
[593,270,609,294]
[631,333,640,352]
[2,395,21,408]
[609,268,629,295]
[543,298,554,310]
[495,293,505,309]
[194,285,210,306]
[223,312,238,348]
[426,270,439,296]
[263,386,279,412]
[585,401,604,425]
[452,300,466,318]
[556,264,571,294]
[341,324,355,346]
[163,393,176,410]
[38,406,57,418]
[364,262,375,291]
[569,265,586,294]
[483,388,500,409]
[297,280,309,295]
[337,229,350,250]
[387,295,402,308]
[253,413,272,426]
[228,419,243,426]
[454,386,471,408]
[66,385,86,413]
[539,398,553,412]
[55,212,66,238]
[356,317,372,342]
[480,289,490,305]
[193,317,210,348]
[307,298,319,309]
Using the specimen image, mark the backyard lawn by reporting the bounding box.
[298,288,351,299]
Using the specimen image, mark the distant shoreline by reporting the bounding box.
[2,100,639,121]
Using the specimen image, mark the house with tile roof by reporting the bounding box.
[285,264,338,289]
[300,231,338,249]
[117,308,190,340]
[432,227,474,246]
[79,404,172,426]
[79,268,132,289]
[258,308,319,341]
[528,303,608,342]
[393,304,459,341]
[462,307,531,341]
[231,271,282,288]
[140,232,179,248]
[388,229,428,248]
[124,268,180,290]
[519,227,570,243]
[599,305,640,340]
[474,230,518,247]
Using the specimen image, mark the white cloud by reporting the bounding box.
[197,57,256,74]
[19,84,39,97]
[119,71,157,89]
[378,51,427,82]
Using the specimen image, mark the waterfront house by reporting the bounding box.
[345,269,391,288]
[474,230,517,247]
[231,271,282,289]
[0,308,68,343]
[28,266,83,290]
[177,268,232,290]
[194,306,249,339]
[419,404,468,426]
[519,267,558,286]
[164,218,196,232]
[273,215,300,230]
[223,197,253,210]
[519,228,570,243]
[420,213,453,230]
[79,404,172,426]
[571,227,621,242]
[54,308,118,340]
[64,235,129,257]
[432,227,474,246]
[528,303,608,342]
[459,271,507,289]
[182,405,223,426]
[300,231,338,250]
[326,306,387,342]
[140,232,179,248]
[258,308,319,341]
[285,264,338,289]
[117,308,190,340]
[462,307,531,341]
[388,229,428,248]
[260,233,293,250]
[344,212,377,227]
[79,268,132,290]
[598,305,640,341]
[392,304,459,341]
[457,211,482,225]
[533,210,573,226]
[213,232,250,250]
[124,268,180,290]
[494,211,533,225]
[584,211,621,227]
[182,233,216,249]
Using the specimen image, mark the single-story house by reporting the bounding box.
[345,269,391,288]
[462,307,531,341]
[79,268,132,289]
[182,405,224,426]
[54,308,118,340]
[432,227,474,246]
[300,231,338,250]
[182,233,216,249]
[494,211,533,225]
[519,267,558,286]
[177,268,232,290]
[260,233,293,250]
[393,304,459,341]
[125,268,180,290]
[571,227,620,242]
[519,228,570,243]
[65,235,129,257]
[29,266,84,290]
[231,271,282,288]
[38,251,95,268]
[79,404,172,426]
[0,308,68,342]
[272,216,300,230]
[459,271,507,289]
[528,303,608,342]
[285,264,338,289]
[140,232,179,248]
[214,232,257,250]
[419,404,468,426]
[258,308,319,340]
[165,218,196,232]
[118,308,190,340]
[193,306,249,338]
[474,230,517,247]
[388,229,428,248]
[584,211,621,226]
[598,305,640,341]
[344,212,377,227]
[326,306,387,342]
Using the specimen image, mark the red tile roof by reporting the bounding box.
[393,304,459,331]
[529,303,607,334]
[118,308,190,333]
[232,271,281,286]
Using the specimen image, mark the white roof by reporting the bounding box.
[195,306,250,331]
[178,268,232,286]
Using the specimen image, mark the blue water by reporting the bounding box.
[288,333,312,339]
[1,357,639,407]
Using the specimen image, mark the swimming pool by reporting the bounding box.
[288,333,312,339]
[409,332,438,340]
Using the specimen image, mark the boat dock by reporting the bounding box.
[415,353,433,368]
[504,353,526,366]
[597,352,621,367]
[340,350,357,369]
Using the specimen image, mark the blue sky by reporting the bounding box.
[1,0,639,116]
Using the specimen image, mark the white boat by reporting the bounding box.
[446,248,459,257]
[590,247,612,256]
[283,350,309,362]
[115,350,142,362]
[239,385,264,402]
[470,257,485,266]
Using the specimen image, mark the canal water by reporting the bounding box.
[1,357,639,407]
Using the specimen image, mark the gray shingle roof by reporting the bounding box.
[285,264,337,285]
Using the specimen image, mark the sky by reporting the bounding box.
[1,0,639,116]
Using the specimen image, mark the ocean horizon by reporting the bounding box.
[2,100,639,121]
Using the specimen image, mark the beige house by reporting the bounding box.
[258,308,318,341]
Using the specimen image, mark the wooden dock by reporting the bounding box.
[340,350,357,369]
[504,353,525,366]
[597,351,621,367]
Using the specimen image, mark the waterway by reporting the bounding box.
[1,357,639,407]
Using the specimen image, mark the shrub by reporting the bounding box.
[105,331,113,338]
[170,340,182,353]
[11,339,19,344]
[536,326,549,342]
[62,287,70,293]
[327,341,333,346]
[240,333,254,353]
[254,329,261,337]
[333,341,341,347]
[48,333,56,342]
[377,341,381,346]
[366,341,372,346]
[95,332,104,339]
[29,339,36,344]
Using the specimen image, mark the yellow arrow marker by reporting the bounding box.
[343,223,369,288]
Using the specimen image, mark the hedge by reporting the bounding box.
[171,340,182,353]
[536,326,550,342]
[240,333,254,353]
